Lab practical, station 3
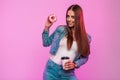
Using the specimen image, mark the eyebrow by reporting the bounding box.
[66,14,75,17]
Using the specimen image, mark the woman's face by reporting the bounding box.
[66,10,75,27]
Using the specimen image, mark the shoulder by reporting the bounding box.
[87,33,92,43]
[55,25,66,33]
[56,25,66,30]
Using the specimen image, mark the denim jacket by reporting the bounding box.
[42,25,91,68]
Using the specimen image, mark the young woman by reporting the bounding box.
[42,4,91,80]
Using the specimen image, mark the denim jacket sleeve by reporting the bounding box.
[42,25,63,47]
[74,34,92,69]
[42,29,56,47]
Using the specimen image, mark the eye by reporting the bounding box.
[71,16,75,19]
[66,15,69,18]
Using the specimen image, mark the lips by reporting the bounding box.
[67,21,71,24]
[68,22,73,25]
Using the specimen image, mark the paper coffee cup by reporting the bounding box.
[61,56,70,70]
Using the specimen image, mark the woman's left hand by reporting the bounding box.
[64,60,77,70]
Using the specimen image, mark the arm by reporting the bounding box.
[64,56,89,70]
[42,29,55,47]
[74,56,89,69]
[42,14,57,47]
[74,34,92,69]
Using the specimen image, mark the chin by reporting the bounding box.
[68,26,74,30]
[68,25,74,28]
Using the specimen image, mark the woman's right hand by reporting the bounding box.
[45,14,57,30]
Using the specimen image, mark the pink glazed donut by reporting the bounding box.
[48,14,57,23]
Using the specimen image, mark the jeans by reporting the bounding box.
[43,59,78,80]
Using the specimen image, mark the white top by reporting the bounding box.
[50,37,78,65]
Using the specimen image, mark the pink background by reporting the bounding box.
[0,0,120,80]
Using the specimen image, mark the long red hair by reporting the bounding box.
[66,4,90,57]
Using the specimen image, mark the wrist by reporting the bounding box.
[44,26,50,31]
[73,62,77,68]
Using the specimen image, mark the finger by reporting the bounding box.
[65,63,72,68]
[64,61,72,67]
[66,63,75,69]
[65,66,73,70]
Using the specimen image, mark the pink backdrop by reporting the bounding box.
[0,0,120,80]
